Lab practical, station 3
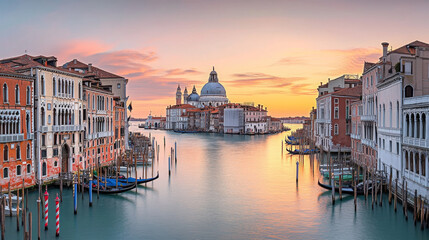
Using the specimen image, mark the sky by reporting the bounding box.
[1,0,429,118]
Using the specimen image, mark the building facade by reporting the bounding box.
[0,71,35,190]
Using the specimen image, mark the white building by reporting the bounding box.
[224,107,244,134]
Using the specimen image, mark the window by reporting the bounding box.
[16,145,21,160]
[334,124,338,135]
[26,86,31,105]
[405,85,413,98]
[16,165,21,176]
[54,161,58,167]
[396,101,400,128]
[26,164,31,174]
[404,61,412,75]
[3,168,8,179]
[366,77,368,88]
[389,140,392,152]
[3,83,8,103]
[334,107,339,119]
[3,145,8,161]
[15,85,20,104]
[42,162,47,176]
[26,144,31,159]
[48,115,51,125]
[78,83,81,99]
[383,139,385,150]
[53,78,56,96]
[41,107,45,126]
[370,76,373,86]
[117,83,121,89]
[41,75,45,96]
[42,134,46,147]
[93,95,95,110]
[396,142,399,155]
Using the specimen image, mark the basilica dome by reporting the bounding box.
[187,85,200,101]
[200,68,227,97]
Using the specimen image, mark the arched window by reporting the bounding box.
[3,145,8,161]
[78,83,81,99]
[406,114,410,137]
[41,75,45,96]
[3,168,8,179]
[58,80,61,95]
[53,77,56,96]
[423,114,426,139]
[88,117,91,134]
[396,101,400,128]
[410,152,414,172]
[416,114,420,138]
[42,162,47,176]
[383,104,386,127]
[26,113,30,133]
[26,164,31,174]
[421,154,426,177]
[405,151,409,170]
[16,165,21,176]
[53,108,56,125]
[26,143,31,159]
[15,85,20,104]
[389,102,392,127]
[26,86,31,105]
[415,153,420,174]
[3,83,8,103]
[16,145,21,160]
[411,114,415,138]
[79,110,81,125]
[405,85,413,98]
[41,107,45,126]
[72,82,74,98]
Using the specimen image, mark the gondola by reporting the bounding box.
[85,181,137,194]
[286,148,318,155]
[117,171,159,184]
[285,140,299,145]
[317,180,371,195]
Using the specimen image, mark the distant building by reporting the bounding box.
[145,113,165,129]
[224,105,244,134]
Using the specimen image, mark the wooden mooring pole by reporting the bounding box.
[414,190,418,225]
[394,178,398,212]
[16,188,20,231]
[388,167,392,205]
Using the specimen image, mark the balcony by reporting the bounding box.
[27,133,34,140]
[360,114,377,122]
[52,125,84,132]
[97,110,107,115]
[403,137,429,149]
[350,133,361,140]
[403,95,429,107]
[361,138,376,149]
[41,126,49,133]
[0,134,24,143]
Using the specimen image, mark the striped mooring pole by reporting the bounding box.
[89,177,93,207]
[73,177,77,215]
[44,187,49,230]
[55,193,60,237]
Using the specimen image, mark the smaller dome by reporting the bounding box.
[187,85,200,101]
[187,93,200,101]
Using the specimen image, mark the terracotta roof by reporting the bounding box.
[167,104,196,110]
[63,59,124,79]
[363,62,376,73]
[390,40,429,55]
[0,54,84,76]
[332,85,362,97]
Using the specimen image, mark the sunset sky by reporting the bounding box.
[2,0,429,118]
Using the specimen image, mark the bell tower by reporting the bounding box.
[176,85,182,105]
[183,87,188,104]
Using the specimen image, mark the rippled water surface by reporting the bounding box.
[5,123,429,239]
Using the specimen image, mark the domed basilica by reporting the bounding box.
[175,67,229,107]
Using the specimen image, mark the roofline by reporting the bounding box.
[83,85,114,95]
[16,65,84,78]
[0,72,35,81]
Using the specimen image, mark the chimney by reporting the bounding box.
[88,63,92,72]
[73,59,77,64]
[382,42,389,61]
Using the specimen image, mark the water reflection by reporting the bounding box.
[5,123,429,239]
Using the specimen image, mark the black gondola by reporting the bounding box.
[317,180,372,195]
[85,182,137,194]
[117,171,160,184]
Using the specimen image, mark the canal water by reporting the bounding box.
[5,123,429,239]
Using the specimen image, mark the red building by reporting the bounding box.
[316,77,362,152]
[0,69,35,190]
